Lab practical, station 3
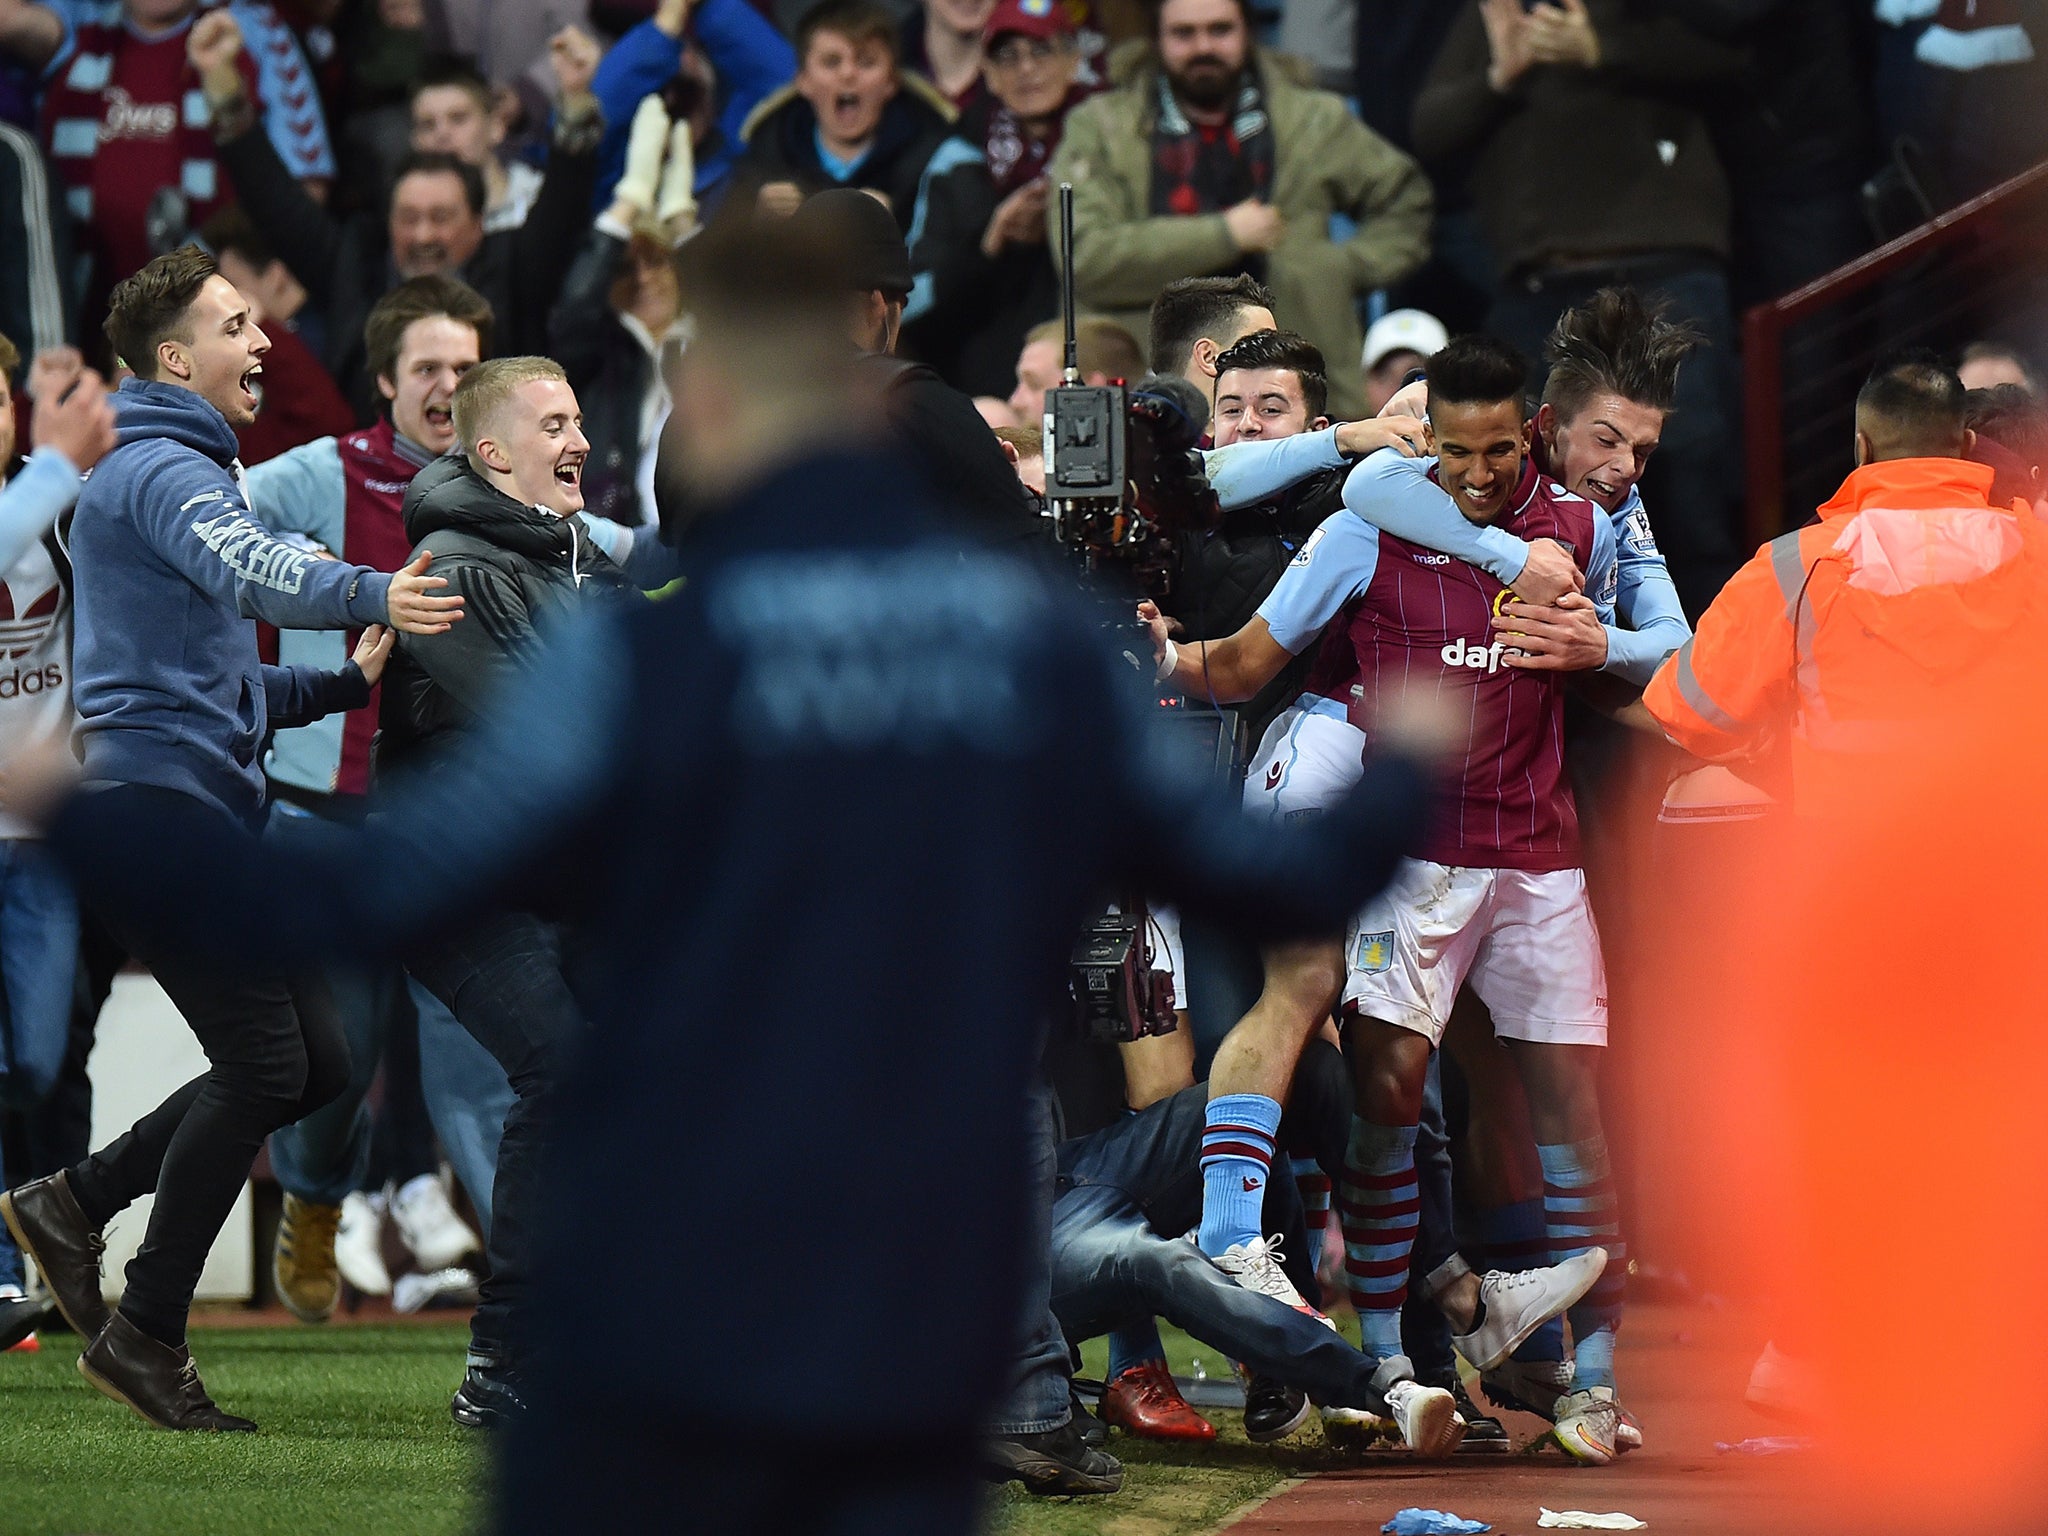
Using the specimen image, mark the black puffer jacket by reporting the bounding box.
[378,456,636,775]
[1167,465,1342,741]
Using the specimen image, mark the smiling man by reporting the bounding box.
[375,354,638,1430]
[0,244,461,1433]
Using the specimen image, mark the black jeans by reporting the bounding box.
[407,909,583,1365]
[63,785,349,1345]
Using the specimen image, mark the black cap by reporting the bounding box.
[788,187,913,301]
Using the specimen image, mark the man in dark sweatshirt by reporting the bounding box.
[0,245,462,1433]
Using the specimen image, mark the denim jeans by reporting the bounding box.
[407,909,584,1364]
[990,1075,1075,1434]
[0,840,81,1288]
[413,978,512,1233]
[266,965,512,1227]
[1051,1086,1407,1409]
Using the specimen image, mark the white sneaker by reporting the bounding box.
[392,1266,481,1314]
[1451,1248,1608,1371]
[1211,1235,1321,1319]
[1553,1386,1622,1464]
[1745,1339,1820,1422]
[390,1173,481,1272]
[1384,1379,1465,1459]
[335,1190,392,1297]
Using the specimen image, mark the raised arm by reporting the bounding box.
[198,13,346,296]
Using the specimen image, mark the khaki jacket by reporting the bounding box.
[1048,49,1432,418]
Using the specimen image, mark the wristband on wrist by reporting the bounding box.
[1155,639,1179,685]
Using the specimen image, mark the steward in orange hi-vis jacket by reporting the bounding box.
[1644,356,2048,812]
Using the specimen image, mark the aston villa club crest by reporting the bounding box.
[1354,930,1394,973]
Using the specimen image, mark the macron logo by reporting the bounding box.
[1441,636,1514,675]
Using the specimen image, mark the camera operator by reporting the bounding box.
[23,213,1449,1534]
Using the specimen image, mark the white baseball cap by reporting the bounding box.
[1362,309,1450,372]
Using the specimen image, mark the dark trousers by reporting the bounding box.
[497,1424,982,1536]
[1490,257,1744,618]
[407,909,583,1364]
[63,786,349,1342]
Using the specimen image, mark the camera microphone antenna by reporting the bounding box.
[1059,182,1080,386]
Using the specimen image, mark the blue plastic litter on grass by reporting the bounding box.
[1383,1510,1491,1535]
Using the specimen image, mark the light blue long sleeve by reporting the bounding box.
[1201,427,1347,511]
[1340,449,1529,583]
[1600,494,1690,687]
[0,447,82,573]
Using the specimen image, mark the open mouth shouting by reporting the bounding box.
[239,362,264,414]
[551,453,586,506]
[423,402,454,439]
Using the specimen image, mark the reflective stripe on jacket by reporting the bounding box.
[1644,458,2048,811]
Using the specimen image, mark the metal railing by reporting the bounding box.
[1741,162,2048,545]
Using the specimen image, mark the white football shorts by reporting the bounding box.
[1341,861,1608,1048]
[1242,698,1366,823]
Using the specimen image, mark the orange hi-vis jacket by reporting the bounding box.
[1643,458,2048,811]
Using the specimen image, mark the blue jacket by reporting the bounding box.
[590,0,797,214]
[70,379,391,825]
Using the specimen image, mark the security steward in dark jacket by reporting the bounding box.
[377,356,635,1432]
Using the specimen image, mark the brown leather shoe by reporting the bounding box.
[79,1313,256,1432]
[0,1173,111,1340]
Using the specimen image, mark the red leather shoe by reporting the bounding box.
[1101,1360,1216,1442]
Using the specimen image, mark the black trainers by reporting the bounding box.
[982,1418,1124,1494]
[450,1359,529,1429]
[1446,1378,1508,1452]
[1242,1373,1310,1443]
[1070,1386,1108,1448]
[0,1290,53,1352]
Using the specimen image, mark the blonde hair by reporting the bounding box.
[451,355,568,470]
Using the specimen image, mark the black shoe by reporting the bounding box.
[79,1312,256,1431]
[1070,1386,1108,1448]
[1242,1374,1310,1443]
[1446,1378,1508,1452]
[0,1173,111,1340]
[451,1359,530,1429]
[0,1291,53,1352]
[982,1418,1124,1495]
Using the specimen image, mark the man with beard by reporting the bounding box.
[1050,0,1431,419]
[902,0,1091,397]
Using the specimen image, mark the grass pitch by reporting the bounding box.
[0,1320,1293,1536]
[0,1322,484,1536]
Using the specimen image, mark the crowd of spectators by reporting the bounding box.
[0,0,2040,611]
[0,0,2046,1474]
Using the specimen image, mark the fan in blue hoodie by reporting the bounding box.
[0,246,464,1435]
